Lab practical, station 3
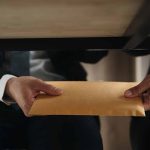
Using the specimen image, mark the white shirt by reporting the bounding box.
[0,74,16,105]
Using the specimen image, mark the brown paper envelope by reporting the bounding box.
[29,81,145,116]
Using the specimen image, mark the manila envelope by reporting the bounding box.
[29,81,145,116]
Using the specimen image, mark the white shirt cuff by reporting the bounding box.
[0,74,16,105]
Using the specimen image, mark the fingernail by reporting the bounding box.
[125,90,132,97]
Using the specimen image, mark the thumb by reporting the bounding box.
[124,77,150,98]
[37,82,63,96]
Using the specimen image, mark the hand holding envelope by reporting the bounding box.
[29,81,145,116]
[125,75,150,111]
[5,76,63,116]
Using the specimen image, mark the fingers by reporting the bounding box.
[124,85,142,98]
[124,74,150,111]
[36,81,63,96]
[124,75,150,98]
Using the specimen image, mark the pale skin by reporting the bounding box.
[124,75,150,111]
[5,76,63,116]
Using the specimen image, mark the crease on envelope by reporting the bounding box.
[29,81,145,116]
